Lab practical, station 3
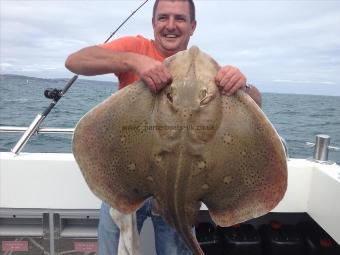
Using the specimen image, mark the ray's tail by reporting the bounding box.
[177,219,204,255]
[165,151,205,254]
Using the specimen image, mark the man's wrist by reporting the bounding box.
[244,83,252,93]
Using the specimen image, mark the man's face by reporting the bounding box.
[153,0,196,57]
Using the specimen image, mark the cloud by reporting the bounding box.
[1,0,339,94]
[273,79,335,85]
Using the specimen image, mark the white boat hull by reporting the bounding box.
[1,152,340,253]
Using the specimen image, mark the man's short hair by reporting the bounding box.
[152,0,196,22]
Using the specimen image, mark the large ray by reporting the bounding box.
[73,46,287,255]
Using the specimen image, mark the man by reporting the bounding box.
[66,0,261,254]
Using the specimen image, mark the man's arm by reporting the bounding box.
[65,46,172,92]
[245,84,262,108]
[65,46,132,76]
[65,46,261,104]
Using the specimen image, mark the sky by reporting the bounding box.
[1,0,340,95]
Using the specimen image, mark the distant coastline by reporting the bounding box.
[0,73,117,86]
[1,73,339,97]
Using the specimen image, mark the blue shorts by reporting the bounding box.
[97,199,192,255]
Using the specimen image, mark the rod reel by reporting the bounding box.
[44,88,63,100]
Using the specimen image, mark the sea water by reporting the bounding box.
[0,74,339,164]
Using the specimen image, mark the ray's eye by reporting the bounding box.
[199,89,213,106]
[199,89,207,100]
[167,92,173,103]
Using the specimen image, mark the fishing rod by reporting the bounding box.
[11,0,150,154]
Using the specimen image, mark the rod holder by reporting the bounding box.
[11,114,46,155]
[306,134,339,164]
[314,134,331,161]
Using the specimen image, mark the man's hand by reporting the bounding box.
[215,65,246,96]
[135,56,172,93]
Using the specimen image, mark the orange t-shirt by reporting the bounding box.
[99,35,165,90]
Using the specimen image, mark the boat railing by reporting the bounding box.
[1,126,338,165]
[279,136,289,159]
[1,125,292,156]
[0,126,74,134]
[0,125,74,154]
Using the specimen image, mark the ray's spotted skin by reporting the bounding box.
[73,47,287,255]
